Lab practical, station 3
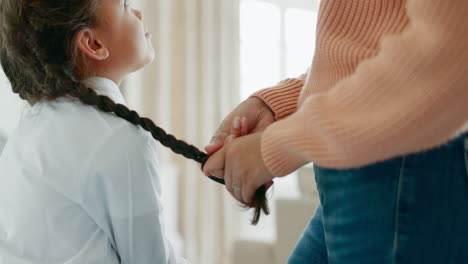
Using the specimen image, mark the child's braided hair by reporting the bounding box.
[0,0,268,224]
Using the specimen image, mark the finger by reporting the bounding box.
[242,182,256,205]
[228,169,242,202]
[224,134,235,145]
[224,171,234,196]
[240,117,249,136]
[231,184,244,203]
[242,175,264,205]
[203,147,226,177]
[224,117,242,145]
[230,116,241,138]
[204,143,223,154]
[225,184,236,201]
[264,180,274,191]
[223,151,243,203]
[223,143,235,198]
[205,131,230,154]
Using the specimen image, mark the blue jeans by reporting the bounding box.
[288,132,468,264]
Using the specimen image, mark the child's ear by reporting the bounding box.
[75,29,109,61]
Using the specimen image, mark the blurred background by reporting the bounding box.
[0,0,321,263]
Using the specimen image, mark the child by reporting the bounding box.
[0,0,205,263]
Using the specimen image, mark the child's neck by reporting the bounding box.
[84,72,123,87]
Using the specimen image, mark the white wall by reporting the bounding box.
[0,67,26,139]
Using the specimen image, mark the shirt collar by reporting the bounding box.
[82,77,127,106]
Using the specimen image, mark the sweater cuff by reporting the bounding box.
[260,110,310,177]
[250,78,304,120]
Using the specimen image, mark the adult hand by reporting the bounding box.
[204,97,275,154]
[203,132,274,204]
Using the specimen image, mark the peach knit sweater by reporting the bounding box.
[253,0,468,177]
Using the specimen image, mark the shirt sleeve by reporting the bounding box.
[261,0,468,176]
[250,73,307,120]
[79,125,189,264]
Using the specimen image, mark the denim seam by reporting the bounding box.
[392,157,406,264]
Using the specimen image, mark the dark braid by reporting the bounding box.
[0,0,268,225]
[69,81,208,163]
[68,78,269,225]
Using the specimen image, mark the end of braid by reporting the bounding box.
[248,186,270,225]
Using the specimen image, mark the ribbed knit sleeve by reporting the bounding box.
[262,0,468,176]
[250,74,306,120]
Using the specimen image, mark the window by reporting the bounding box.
[239,0,320,241]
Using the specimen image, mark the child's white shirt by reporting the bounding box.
[0,77,189,264]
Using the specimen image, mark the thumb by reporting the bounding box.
[205,143,224,154]
[203,146,227,178]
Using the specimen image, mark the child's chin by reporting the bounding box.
[147,51,156,64]
[143,50,156,66]
[133,54,155,72]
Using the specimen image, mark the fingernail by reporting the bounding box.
[233,117,240,129]
[241,117,247,127]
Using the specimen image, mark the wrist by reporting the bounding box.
[249,96,275,120]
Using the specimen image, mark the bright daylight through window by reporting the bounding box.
[239,0,319,241]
